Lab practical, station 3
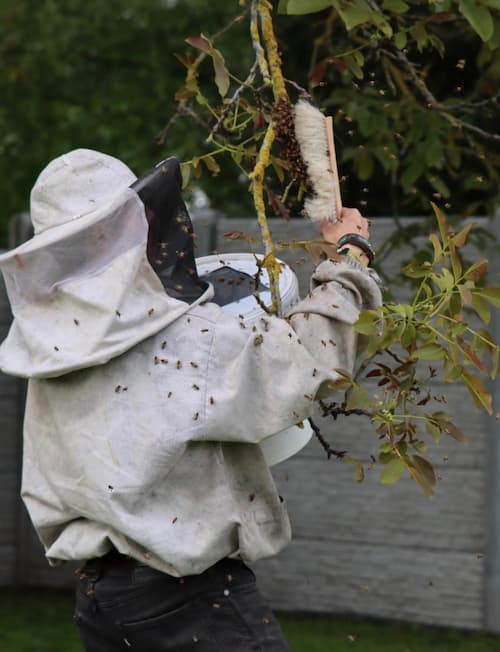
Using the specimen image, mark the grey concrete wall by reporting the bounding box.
[218,216,495,630]
[0,214,498,632]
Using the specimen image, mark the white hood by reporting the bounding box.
[0,149,212,379]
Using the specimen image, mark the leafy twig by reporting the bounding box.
[210,60,259,136]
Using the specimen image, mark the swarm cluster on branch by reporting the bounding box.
[272,97,309,182]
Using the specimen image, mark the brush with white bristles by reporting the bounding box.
[292,99,342,223]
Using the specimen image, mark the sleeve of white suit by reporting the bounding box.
[200,257,382,444]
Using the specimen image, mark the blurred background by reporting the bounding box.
[1,0,499,247]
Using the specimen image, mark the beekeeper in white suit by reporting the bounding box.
[0,149,381,652]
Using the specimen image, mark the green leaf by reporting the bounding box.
[459,0,494,41]
[443,359,463,382]
[379,450,394,464]
[471,294,491,323]
[278,0,333,14]
[409,21,428,51]
[395,440,408,456]
[486,16,500,49]
[191,157,202,179]
[449,292,462,317]
[203,155,221,175]
[231,150,243,166]
[380,457,406,484]
[353,50,365,67]
[401,322,416,349]
[180,162,191,189]
[394,319,407,340]
[413,344,446,360]
[461,369,493,414]
[343,53,364,79]
[432,267,455,292]
[354,309,379,335]
[428,175,450,199]
[373,13,393,36]
[481,0,500,9]
[403,261,433,278]
[382,0,409,12]
[333,0,373,30]
[394,30,408,49]
[213,53,230,98]
[345,383,370,411]
[391,303,414,319]
[428,33,445,57]
[475,287,500,307]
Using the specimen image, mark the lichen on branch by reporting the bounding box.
[247,0,293,313]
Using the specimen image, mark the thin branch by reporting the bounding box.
[249,123,282,313]
[383,348,407,366]
[308,417,347,459]
[210,59,259,137]
[454,119,500,144]
[251,0,271,84]
[179,105,213,132]
[383,48,500,143]
[156,111,181,145]
[319,400,372,420]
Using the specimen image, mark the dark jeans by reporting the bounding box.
[74,555,290,651]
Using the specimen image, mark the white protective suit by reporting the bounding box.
[0,149,382,577]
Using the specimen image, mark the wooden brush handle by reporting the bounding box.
[325,116,342,221]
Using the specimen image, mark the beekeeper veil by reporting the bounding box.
[132,157,208,303]
[0,149,211,379]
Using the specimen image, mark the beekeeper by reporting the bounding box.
[0,149,381,652]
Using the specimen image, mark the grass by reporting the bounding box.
[279,615,500,652]
[1,588,499,652]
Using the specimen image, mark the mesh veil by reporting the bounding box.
[132,157,208,303]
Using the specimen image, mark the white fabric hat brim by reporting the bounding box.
[1,148,139,264]
[0,185,137,264]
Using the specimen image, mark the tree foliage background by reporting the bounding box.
[1,0,499,249]
[0,0,255,244]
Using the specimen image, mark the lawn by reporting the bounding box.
[1,588,499,652]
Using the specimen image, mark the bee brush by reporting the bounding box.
[292,100,342,223]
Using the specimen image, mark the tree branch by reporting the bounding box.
[308,417,347,459]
